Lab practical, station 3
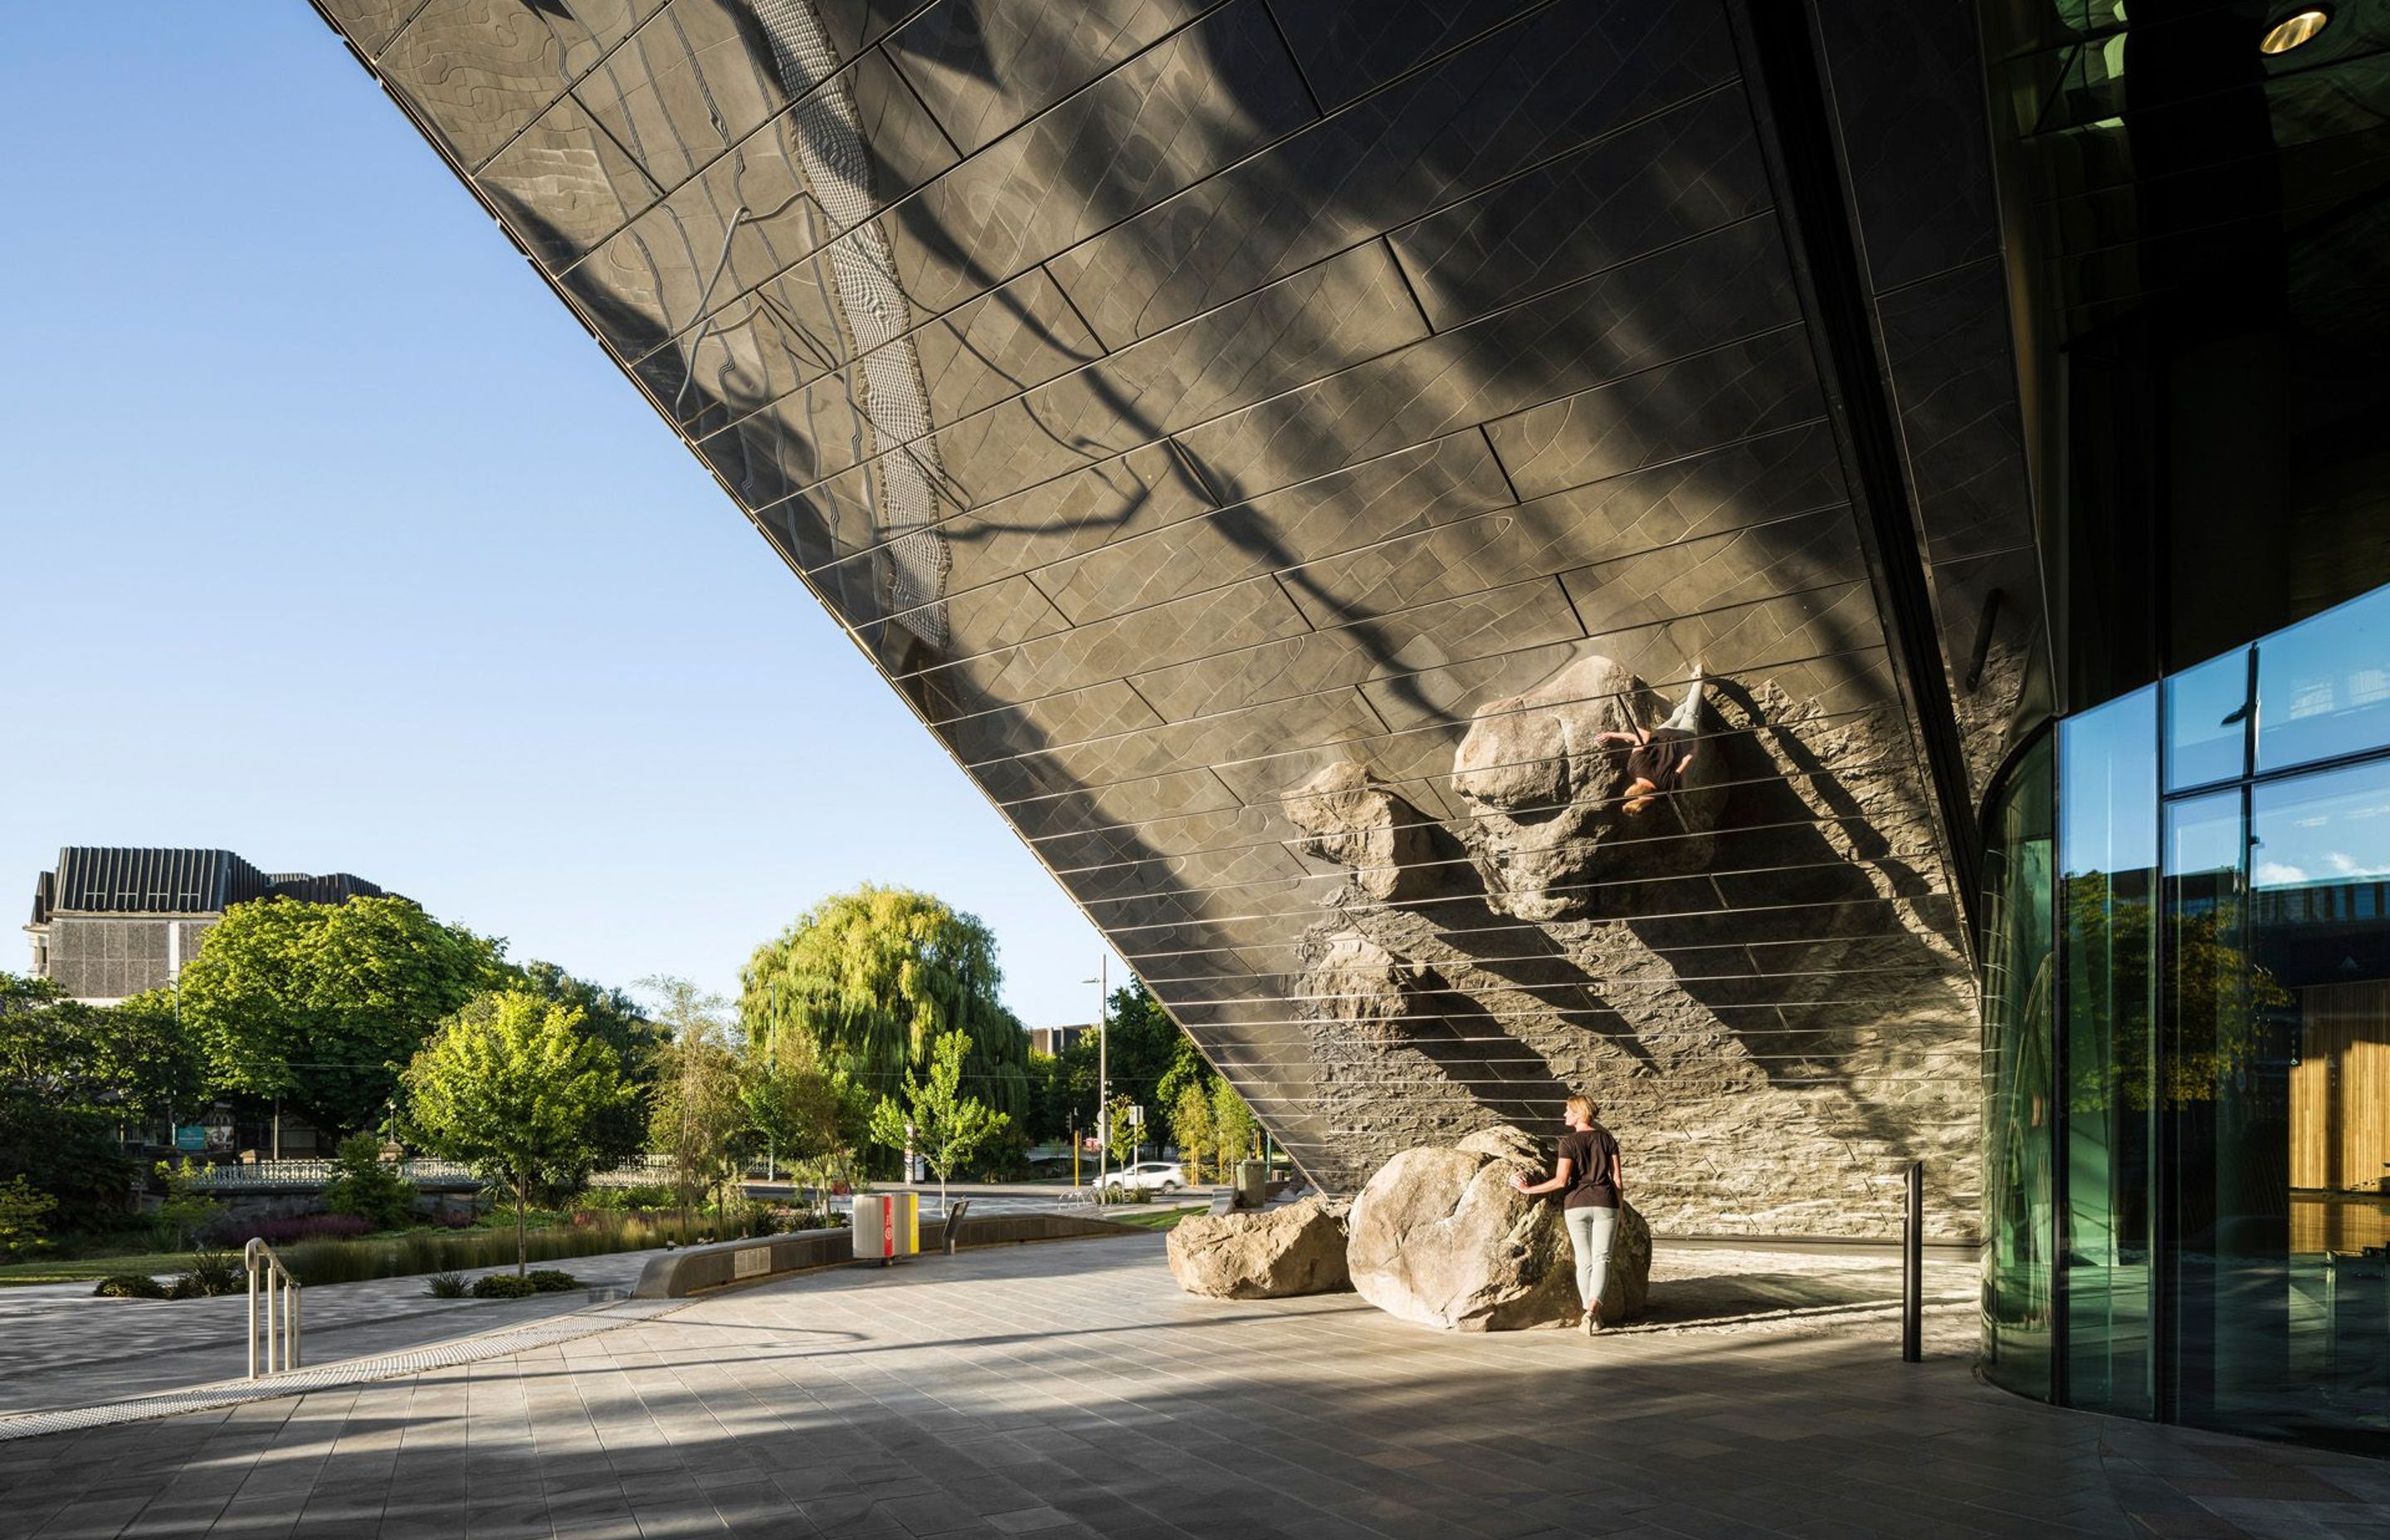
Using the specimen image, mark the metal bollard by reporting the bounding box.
[1900,1161,1923,1363]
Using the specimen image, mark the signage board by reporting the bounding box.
[173,1125,207,1153]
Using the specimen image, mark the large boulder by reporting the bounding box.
[1167,1196,1352,1299]
[1348,1128,1652,1330]
[1599,1202,1655,1323]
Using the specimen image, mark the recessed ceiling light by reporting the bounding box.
[2261,7,2332,53]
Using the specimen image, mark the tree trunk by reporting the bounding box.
[515,1177,529,1277]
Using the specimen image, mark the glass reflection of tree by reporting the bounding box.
[2063,875,2286,1109]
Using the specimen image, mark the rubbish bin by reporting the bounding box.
[851,1192,919,1265]
[1235,1159,1268,1209]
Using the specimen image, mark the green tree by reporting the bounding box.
[1102,1094,1141,1168]
[1168,1079,1218,1183]
[739,886,1030,1126]
[643,977,751,1221]
[91,990,207,1125]
[323,1132,418,1230]
[403,990,630,1275]
[0,1099,129,1235]
[0,972,95,1098]
[152,1158,224,1249]
[742,1021,861,1179]
[514,960,660,1171]
[1036,983,1237,1157]
[0,1176,58,1260]
[1041,981,1190,1149]
[180,896,505,1138]
[0,972,161,1231]
[1212,1077,1259,1175]
[866,1029,1008,1211]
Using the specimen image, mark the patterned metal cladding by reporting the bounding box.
[307,0,2048,1237]
[42,848,273,917]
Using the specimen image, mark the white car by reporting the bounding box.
[1097,1161,1183,1194]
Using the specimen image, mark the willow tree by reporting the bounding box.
[739,887,1030,1128]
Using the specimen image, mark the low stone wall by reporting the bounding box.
[632,1212,1145,1299]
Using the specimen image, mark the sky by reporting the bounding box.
[0,4,1118,1027]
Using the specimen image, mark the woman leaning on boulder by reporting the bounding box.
[1510,1095,1626,1334]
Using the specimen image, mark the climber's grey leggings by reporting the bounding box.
[1563,1206,1617,1310]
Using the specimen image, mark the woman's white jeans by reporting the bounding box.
[1563,1206,1617,1311]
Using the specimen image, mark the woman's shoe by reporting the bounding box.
[1582,1305,1604,1336]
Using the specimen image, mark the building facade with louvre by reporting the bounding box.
[25,847,387,1003]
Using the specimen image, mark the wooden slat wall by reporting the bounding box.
[2293,981,2390,1192]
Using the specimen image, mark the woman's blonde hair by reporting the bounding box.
[1566,1095,1598,1123]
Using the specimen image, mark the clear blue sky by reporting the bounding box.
[0,4,1118,1026]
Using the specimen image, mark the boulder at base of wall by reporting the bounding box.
[1348,1128,1651,1330]
[1166,1196,1352,1299]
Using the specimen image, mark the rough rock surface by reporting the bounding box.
[1285,761,1437,902]
[1344,1131,1622,1329]
[1599,1201,1655,1323]
[1166,1196,1352,1299]
[1449,655,1728,922]
[1282,666,1982,1245]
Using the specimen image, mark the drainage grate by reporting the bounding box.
[0,1298,692,1443]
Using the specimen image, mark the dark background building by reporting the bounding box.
[1025,1025,1088,1058]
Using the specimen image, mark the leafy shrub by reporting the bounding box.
[173,1250,241,1298]
[732,1203,783,1238]
[471,1273,537,1299]
[424,1271,469,1298]
[93,1273,168,1299]
[578,1183,676,1211]
[524,1269,580,1293]
[323,1135,418,1231]
[254,1209,715,1286]
[0,1175,57,1260]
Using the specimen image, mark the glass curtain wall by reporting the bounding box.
[1983,734,2056,1397]
[2061,688,2157,1417]
[1986,589,2390,1452]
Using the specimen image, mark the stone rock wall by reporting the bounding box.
[1288,659,1979,1241]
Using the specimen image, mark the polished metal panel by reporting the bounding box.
[311,0,2041,1236]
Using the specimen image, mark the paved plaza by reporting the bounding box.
[1,1235,2383,1540]
[0,1251,666,1418]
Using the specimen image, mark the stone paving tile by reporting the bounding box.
[0,1239,2379,1538]
[0,1249,666,1416]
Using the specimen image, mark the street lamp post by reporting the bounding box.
[1081,958,1108,1193]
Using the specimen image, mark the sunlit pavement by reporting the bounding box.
[1,1235,2381,1539]
[0,1250,666,1418]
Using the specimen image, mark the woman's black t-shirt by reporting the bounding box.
[1558,1127,1620,1210]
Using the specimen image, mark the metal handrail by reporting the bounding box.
[244,1238,301,1377]
[192,1153,705,1190]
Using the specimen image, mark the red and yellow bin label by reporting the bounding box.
[855,1192,920,1260]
